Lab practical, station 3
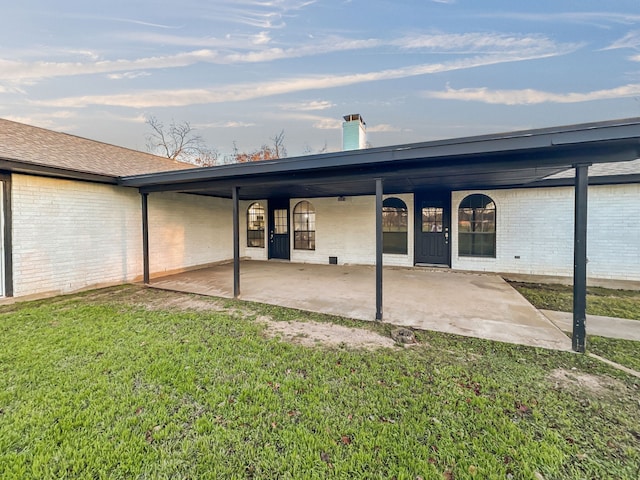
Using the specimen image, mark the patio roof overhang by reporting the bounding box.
[120,118,640,199]
[128,117,640,354]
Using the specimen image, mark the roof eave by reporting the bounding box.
[0,157,119,184]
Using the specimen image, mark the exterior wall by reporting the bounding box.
[10,173,637,299]
[147,192,233,276]
[11,175,232,297]
[584,184,640,281]
[451,184,640,281]
[289,194,414,267]
[12,174,144,297]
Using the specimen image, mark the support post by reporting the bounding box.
[375,178,383,320]
[141,192,150,284]
[1,174,13,297]
[232,186,240,298]
[572,164,590,353]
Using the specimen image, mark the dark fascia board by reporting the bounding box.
[525,173,640,188]
[120,117,640,188]
[0,157,118,184]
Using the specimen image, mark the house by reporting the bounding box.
[0,118,198,298]
[1,115,639,352]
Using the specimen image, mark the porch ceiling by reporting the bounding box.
[120,118,640,200]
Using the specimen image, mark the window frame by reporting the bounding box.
[293,201,316,250]
[246,202,265,248]
[458,194,496,258]
[382,197,408,255]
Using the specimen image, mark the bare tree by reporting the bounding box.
[302,140,328,156]
[271,129,287,159]
[145,116,218,166]
[224,130,288,163]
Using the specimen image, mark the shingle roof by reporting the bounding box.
[543,158,640,179]
[0,118,195,178]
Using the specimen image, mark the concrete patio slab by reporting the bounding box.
[150,261,572,351]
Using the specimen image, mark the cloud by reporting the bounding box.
[0,37,382,83]
[0,31,572,85]
[367,124,401,133]
[313,118,342,129]
[422,84,640,105]
[280,100,335,111]
[394,32,580,56]
[0,50,219,83]
[264,111,341,129]
[252,31,272,45]
[604,30,640,50]
[632,54,640,62]
[69,14,182,29]
[196,121,256,128]
[34,50,576,109]
[2,111,78,129]
[117,32,235,48]
[110,18,180,29]
[107,71,151,80]
[209,0,317,29]
[478,12,640,27]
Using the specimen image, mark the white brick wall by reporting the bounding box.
[11,176,233,297]
[12,175,144,296]
[237,195,414,266]
[586,184,640,281]
[452,185,640,281]
[288,194,414,267]
[9,173,638,298]
[148,192,233,275]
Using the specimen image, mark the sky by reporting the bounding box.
[1,0,640,159]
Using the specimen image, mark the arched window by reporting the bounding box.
[247,202,265,248]
[383,197,408,254]
[293,201,315,250]
[458,194,496,257]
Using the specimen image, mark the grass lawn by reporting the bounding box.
[511,281,640,372]
[1,286,640,479]
[509,282,640,321]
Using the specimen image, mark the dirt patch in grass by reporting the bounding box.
[259,315,398,349]
[548,368,629,397]
[77,286,226,312]
[136,294,224,312]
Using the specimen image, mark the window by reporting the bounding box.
[422,207,443,233]
[293,201,315,250]
[383,197,408,254]
[247,202,265,248]
[458,194,496,257]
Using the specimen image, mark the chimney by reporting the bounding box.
[342,114,366,151]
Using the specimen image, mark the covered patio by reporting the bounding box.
[150,261,572,351]
[122,118,640,352]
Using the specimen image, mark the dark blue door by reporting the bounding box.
[414,193,450,265]
[268,199,290,260]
